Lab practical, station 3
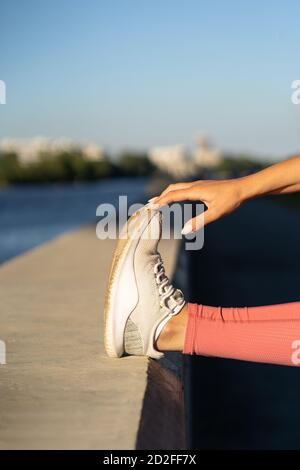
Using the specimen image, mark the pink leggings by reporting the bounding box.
[183,302,300,367]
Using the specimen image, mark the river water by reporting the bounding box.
[0,178,147,263]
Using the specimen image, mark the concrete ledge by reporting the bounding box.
[0,226,185,449]
[136,359,185,450]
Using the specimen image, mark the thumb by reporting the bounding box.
[181,209,217,234]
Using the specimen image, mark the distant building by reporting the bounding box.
[193,136,222,168]
[148,145,196,178]
[0,137,104,164]
[0,138,43,164]
[82,143,104,161]
[148,135,222,178]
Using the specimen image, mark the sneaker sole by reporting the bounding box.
[104,208,158,358]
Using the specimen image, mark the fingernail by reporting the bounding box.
[181,221,193,235]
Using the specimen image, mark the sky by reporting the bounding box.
[0,0,300,159]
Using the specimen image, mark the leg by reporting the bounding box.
[157,301,300,367]
[156,304,188,351]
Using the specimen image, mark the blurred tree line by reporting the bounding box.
[0,148,271,186]
[215,154,267,177]
[0,150,155,186]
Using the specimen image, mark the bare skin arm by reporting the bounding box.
[149,155,300,234]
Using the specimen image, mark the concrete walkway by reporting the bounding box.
[0,226,183,450]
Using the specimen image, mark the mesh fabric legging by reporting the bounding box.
[183,302,300,366]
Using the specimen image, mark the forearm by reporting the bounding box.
[270,182,300,195]
[239,155,300,202]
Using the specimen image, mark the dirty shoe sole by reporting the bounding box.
[104,208,157,358]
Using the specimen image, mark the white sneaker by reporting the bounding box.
[104,207,185,359]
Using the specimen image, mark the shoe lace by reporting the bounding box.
[154,254,184,312]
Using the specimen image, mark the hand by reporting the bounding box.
[148,179,245,234]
